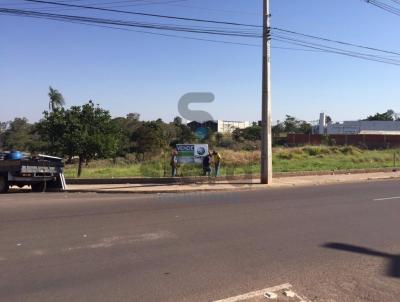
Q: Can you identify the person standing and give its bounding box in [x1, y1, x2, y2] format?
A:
[202, 152, 212, 176]
[212, 150, 221, 177]
[170, 149, 178, 177]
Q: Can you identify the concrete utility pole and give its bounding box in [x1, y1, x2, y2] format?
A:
[261, 0, 272, 184]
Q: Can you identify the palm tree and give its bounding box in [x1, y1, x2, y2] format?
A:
[48, 86, 65, 111]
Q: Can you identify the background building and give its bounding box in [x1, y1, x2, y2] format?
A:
[217, 120, 251, 133]
[327, 121, 400, 135]
[187, 120, 251, 134]
[317, 113, 400, 135]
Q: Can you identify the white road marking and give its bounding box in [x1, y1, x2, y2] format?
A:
[374, 196, 400, 201]
[213, 283, 292, 302]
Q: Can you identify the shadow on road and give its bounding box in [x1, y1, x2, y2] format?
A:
[323, 242, 400, 278]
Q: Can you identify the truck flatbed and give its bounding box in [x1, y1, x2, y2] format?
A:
[0, 154, 65, 193]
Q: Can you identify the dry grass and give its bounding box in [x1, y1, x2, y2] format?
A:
[64, 146, 400, 178]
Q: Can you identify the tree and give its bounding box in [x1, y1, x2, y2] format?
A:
[243, 125, 262, 140]
[366, 109, 396, 121]
[173, 116, 183, 126]
[231, 125, 262, 142]
[0, 121, 8, 134]
[113, 113, 141, 155]
[126, 112, 140, 121]
[282, 115, 312, 134]
[325, 115, 332, 124]
[38, 101, 119, 177]
[48, 86, 65, 111]
[215, 132, 224, 145]
[283, 115, 300, 133]
[272, 120, 285, 137]
[0, 121, 9, 149]
[132, 121, 167, 159]
[299, 121, 312, 134]
[177, 124, 195, 143]
[1, 118, 40, 152]
[232, 128, 243, 142]
[36, 108, 67, 156]
[170, 119, 195, 145]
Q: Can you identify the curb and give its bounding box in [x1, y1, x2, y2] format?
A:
[65, 173, 400, 194]
[65, 175, 251, 185]
[65, 186, 257, 195]
[65, 167, 398, 185]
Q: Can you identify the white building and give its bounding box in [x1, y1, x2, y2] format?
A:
[327, 121, 400, 135]
[317, 113, 400, 135]
[217, 120, 251, 133]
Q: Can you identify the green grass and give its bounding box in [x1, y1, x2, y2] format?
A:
[64, 146, 400, 178]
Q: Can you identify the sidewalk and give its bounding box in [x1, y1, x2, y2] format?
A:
[66, 170, 400, 194]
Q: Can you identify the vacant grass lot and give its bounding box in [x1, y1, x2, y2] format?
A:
[64, 146, 400, 178]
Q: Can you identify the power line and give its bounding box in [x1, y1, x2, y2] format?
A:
[38, 15, 264, 47]
[2, 5, 400, 66]
[271, 33, 400, 61]
[6, 0, 190, 12]
[139, 2, 259, 16]
[0, 8, 262, 38]
[21, 0, 262, 27]
[365, 0, 400, 16]
[272, 27, 400, 57]
[271, 35, 400, 66]
[6, 5, 400, 58]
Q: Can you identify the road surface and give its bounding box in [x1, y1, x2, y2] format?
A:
[1, 179, 400, 301]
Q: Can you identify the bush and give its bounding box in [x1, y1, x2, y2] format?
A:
[218, 136, 235, 148]
[276, 151, 293, 160]
[340, 146, 361, 155]
[303, 146, 322, 156]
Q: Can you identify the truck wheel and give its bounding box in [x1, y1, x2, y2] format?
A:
[31, 183, 45, 192]
[0, 175, 9, 193]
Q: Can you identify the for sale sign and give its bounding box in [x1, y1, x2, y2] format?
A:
[176, 144, 208, 164]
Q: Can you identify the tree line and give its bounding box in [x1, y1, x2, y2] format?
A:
[1, 87, 397, 176]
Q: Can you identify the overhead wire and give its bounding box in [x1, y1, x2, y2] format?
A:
[271, 35, 400, 66]
[272, 27, 400, 57]
[364, 0, 400, 16]
[1, 3, 400, 66]
[5, 0, 191, 12]
[20, 0, 262, 27]
[0, 8, 262, 38]
[271, 33, 400, 61]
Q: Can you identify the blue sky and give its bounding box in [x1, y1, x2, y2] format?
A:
[1, 0, 400, 124]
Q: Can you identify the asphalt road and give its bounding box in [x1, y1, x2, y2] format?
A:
[1, 180, 400, 302]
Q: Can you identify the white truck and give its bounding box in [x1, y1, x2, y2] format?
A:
[0, 152, 66, 193]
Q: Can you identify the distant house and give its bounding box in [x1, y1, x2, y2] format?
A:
[187, 120, 251, 134]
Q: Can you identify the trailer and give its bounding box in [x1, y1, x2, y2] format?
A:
[0, 152, 66, 193]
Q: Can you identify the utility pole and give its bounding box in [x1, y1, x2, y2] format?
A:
[261, 0, 272, 184]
